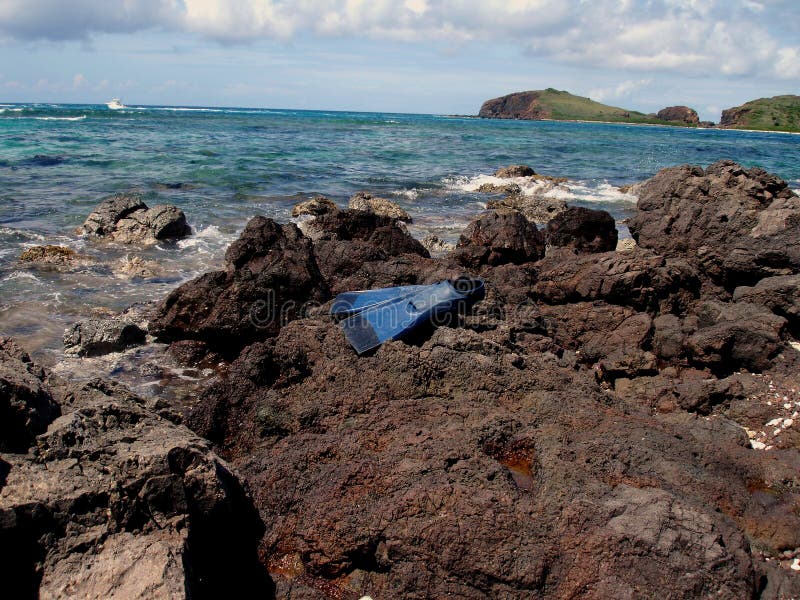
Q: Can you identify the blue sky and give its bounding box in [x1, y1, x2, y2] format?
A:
[1, 0, 798, 121]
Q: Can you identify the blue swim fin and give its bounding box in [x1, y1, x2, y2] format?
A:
[330, 284, 427, 318]
[332, 278, 485, 354]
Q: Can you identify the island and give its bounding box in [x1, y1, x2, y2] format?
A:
[720, 95, 800, 133]
[479, 89, 800, 133]
[478, 88, 696, 126]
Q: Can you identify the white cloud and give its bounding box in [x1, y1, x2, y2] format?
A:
[0, 0, 798, 82]
[589, 79, 652, 102]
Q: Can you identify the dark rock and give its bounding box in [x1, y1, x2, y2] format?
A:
[545, 206, 618, 253]
[78, 195, 190, 243]
[533, 248, 700, 312]
[486, 194, 568, 224]
[291, 196, 339, 217]
[150, 217, 329, 354]
[63, 319, 146, 357]
[0, 338, 60, 453]
[179, 311, 781, 599]
[628, 160, 800, 287]
[495, 165, 536, 178]
[78, 194, 147, 237]
[733, 274, 800, 335]
[455, 210, 545, 267]
[685, 301, 787, 374]
[541, 302, 653, 363]
[348, 192, 411, 221]
[656, 106, 700, 125]
[113, 205, 191, 243]
[596, 348, 658, 382]
[0, 372, 271, 599]
[304, 209, 426, 254]
[167, 340, 223, 369]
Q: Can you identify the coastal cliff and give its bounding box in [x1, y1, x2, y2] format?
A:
[478, 89, 683, 126]
[720, 95, 800, 132]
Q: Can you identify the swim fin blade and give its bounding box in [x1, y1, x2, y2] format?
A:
[332, 278, 485, 354]
[329, 284, 427, 318]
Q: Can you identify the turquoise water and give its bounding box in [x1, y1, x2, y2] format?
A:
[1, 102, 799, 357]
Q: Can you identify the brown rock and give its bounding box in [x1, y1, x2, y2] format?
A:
[545, 206, 618, 253]
[291, 196, 339, 218]
[656, 106, 700, 124]
[348, 192, 410, 222]
[455, 210, 545, 267]
[495, 164, 536, 178]
[628, 160, 800, 287]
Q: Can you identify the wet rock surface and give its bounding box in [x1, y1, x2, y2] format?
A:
[18, 245, 92, 269]
[77, 194, 191, 244]
[21, 160, 800, 598]
[0, 347, 270, 599]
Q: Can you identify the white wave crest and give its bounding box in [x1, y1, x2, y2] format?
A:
[546, 181, 638, 204]
[0, 226, 46, 241]
[175, 224, 233, 254]
[2, 271, 42, 283]
[444, 173, 638, 205]
[392, 188, 419, 200]
[33, 116, 86, 122]
[444, 173, 558, 197]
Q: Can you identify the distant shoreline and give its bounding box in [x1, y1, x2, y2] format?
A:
[443, 114, 800, 135]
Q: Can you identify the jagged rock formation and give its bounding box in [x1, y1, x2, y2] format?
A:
[0, 342, 270, 599]
[139, 160, 800, 598]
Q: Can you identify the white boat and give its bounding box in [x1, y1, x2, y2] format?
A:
[106, 98, 125, 110]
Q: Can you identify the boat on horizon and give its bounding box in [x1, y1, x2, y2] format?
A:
[106, 98, 125, 110]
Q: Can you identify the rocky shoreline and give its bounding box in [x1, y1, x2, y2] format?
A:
[2, 160, 800, 598]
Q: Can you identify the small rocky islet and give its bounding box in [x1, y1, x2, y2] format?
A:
[2, 160, 800, 598]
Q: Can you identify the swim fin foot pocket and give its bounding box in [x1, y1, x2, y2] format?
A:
[330, 277, 485, 354]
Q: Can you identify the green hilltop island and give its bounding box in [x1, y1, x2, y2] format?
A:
[479, 88, 800, 132]
[719, 94, 800, 132]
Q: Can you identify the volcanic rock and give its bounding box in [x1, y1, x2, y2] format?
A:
[455, 210, 545, 267]
[348, 192, 411, 222]
[628, 160, 800, 287]
[486, 194, 568, 224]
[732, 274, 800, 335]
[0, 360, 270, 599]
[495, 165, 536, 178]
[78, 194, 147, 237]
[545, 206, 618, 253]
[533, 248, 700, 312]
[63, 319, 147, 357]
[78, 194, 191, 244]
[150, 216, 328, 355]
[0, 338, 60, 453]
[656, 106, 700, 125]
[181, 307, 799, 598]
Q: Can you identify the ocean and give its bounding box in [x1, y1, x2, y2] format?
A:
[1, 102, 799, 361]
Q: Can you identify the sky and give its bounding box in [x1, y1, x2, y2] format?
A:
[0, 0, 798, 121]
